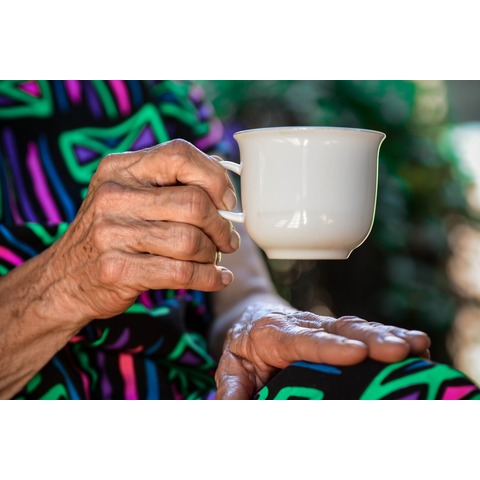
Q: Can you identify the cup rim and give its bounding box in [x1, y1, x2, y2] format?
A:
[233, 125, 386, 138]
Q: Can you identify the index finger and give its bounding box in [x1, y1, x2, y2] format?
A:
[126, 139, 237, 211]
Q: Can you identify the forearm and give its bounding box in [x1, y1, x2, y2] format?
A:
[0, 244, 85, 399]
[209, 223, 293, 359]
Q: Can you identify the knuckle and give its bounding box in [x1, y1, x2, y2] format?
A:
[249, 320, 270, 344]
[337, 315, 367, 325]
[175, 225, 204, 258]
[97, 251, 127, 286]
[171, 260, 196, 287]
[183, 186, 211, 221]
[217, 219, 233, 246]
[165, 138, 193, 159]
[91, 220, 112, 250]
[94, 181, 124, 212]
[96, 153, 122, 178]
[331, 315, 367, 335]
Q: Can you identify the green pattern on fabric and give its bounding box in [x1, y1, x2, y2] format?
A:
[359, 358, 470, 399]
[125, 303, 171, 317]
[26, 373, 42, 394]
[274, 386, 325, 400]
[24, 222, 69, 246]
[40, 384, 70, 400]
[91, 81, 118, 119]
[0, 81, 53, 119]
[59, 103, 170, 183]
[89, 328, 110, 347]
[256, 386, 269, 400]
[71, 343, 99, 390]
[167, 332, 216, 370]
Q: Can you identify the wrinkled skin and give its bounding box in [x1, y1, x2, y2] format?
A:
[46, 139, 241, 324]
[0, 139, 241, 398]
[215, 305, 431, 400]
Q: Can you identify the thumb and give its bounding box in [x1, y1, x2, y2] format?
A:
[215, 376, 252, 400]
[215, 354, 256, 400]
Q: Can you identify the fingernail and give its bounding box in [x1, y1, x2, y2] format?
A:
[222, 188, 237, 211]
[406, 330, 427, 337]
[220, 267, 234, 286]
[230, 229, 241, 250]
[383, 335, 406, 344]
[345, 339, 366, 348]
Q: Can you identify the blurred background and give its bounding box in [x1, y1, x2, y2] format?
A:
[198, 80, 480, 384]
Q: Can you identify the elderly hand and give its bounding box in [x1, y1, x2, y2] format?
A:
[214, 304, 431, 399]
[46, 139, 240, 326]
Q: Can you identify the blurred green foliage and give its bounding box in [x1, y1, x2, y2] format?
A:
[200, 80, 476, 364]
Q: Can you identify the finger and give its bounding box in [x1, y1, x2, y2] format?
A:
[285, 327, 369, 366]
[124, 140, 237, 211]
[327, 317, 425, 363]
[93, 219, 218, 264]
[98, 251, 234, 293]
[143, 185, 239, 253]
[211, 155, 236, 192]
[383, 327, 431, 355]
[215, 353, 256, 400]
[215, 376, 251, 400]
[421, 349, 431, 360]
[94, 182, 238, 254]
[234, 322, 368, 368]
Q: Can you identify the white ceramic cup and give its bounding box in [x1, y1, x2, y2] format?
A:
[218, 126, 386, 259]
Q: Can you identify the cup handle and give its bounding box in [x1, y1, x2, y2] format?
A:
[218, 160, 245, 224]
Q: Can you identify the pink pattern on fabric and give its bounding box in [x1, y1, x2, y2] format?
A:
[119, 353, 138, 400]
[108, 80, 131, 116]
[139, 291, 154, 309]
[18, 81, 41, 97]
[442, 384, 477, 400]
[0, 246, 23, 266]
[195, 118, 224, 151]
[65, 80, 82, 104]
[26, 142, 62, 223]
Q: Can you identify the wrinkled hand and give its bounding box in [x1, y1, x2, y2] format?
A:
[215, 305, 431, 399]
[47, 139, 240, 325]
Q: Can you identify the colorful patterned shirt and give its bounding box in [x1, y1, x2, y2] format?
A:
[0, 80, 229, 399]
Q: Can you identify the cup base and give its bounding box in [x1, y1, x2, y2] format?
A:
[264, 249, 352, 260]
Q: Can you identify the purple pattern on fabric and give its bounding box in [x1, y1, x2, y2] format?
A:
[195, 118, 223, 151]
[198, 103, 213, 121]
[131, 125, 155, 150]
[96, 351, 113, 399]
[397, 390, 421, 400]
[85, 81, 103, 119]
[2, 128, 38, 221]
[74, 145, 98, 164]
[189, 84, 204, 103]
[103, 328, 131, 350]
[205, 390, 216, 400]
[179, 350, 204, 366]
[0, 96, 13, 105]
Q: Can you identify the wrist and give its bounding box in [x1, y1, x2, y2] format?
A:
[13, 243, 92, 337]
[209, 295, 295, 360]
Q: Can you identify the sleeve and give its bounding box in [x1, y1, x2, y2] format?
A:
[142, 80, 233, 158]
